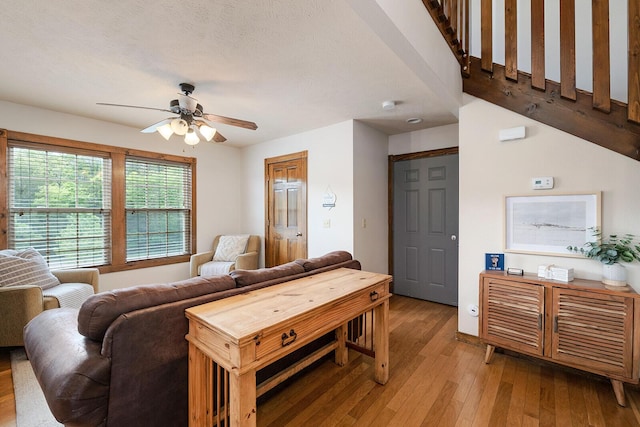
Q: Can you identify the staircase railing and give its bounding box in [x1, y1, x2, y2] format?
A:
[421, 0, 470, 75]
[422, 0, 640, 161]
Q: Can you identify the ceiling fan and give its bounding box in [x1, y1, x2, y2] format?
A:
[97, 83, 258, 145]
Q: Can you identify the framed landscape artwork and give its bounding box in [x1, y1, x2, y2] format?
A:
[504, 192, 601, 257]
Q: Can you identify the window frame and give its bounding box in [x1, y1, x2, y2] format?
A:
[0, 129, 197, 273]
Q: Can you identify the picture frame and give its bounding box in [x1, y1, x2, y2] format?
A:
[504, 192, 601, 257]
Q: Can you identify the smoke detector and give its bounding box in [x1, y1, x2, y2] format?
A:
[382, 100, 396, 110]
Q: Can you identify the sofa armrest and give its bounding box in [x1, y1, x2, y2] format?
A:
[189, 251, 214, 278]
[235, 251, 258, 270]
[24, 308, 109, 425]
[0, 285, 44, 346]
[52, 268, 100, 293]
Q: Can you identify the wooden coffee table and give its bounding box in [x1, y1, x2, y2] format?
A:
[185, 267, 392, 426]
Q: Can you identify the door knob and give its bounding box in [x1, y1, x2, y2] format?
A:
[296, 232, 303, 237]
[451, 235, 457, 241]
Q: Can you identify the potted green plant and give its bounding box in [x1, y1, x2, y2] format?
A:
[567, 227, 640, 286]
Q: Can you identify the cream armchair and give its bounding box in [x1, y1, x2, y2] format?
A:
[190, 235, 260, 278]
[0, 268, 99, 347]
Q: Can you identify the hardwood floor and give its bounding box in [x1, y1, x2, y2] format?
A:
[258, 296, 640, 426]
[1, 295, 640, 426]
[0, 346, 16, 427]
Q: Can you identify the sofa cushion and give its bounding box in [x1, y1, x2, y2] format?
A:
[295, 250, 353, 272]
[0, 247, 60, 290]
[78, 275, 236, 341]
[213, 235, 249, 262]
[230, 261, 304, 288]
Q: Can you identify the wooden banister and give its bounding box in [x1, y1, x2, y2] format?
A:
[421, 0, 470, 74]
[630, 0, 640, 123]
[505, 0, 517, 81]
[531, 0, 545, 90]
[421, 0, 640, 161]
[560, 0, 576, 100]
[592, 0, 611, 113]
[480, 0, 492, 72]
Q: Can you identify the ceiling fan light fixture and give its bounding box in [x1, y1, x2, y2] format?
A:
[198, 124, 217, 142]
[171, 118, 189, 135]
[184, 128, 200, 145]
[157, 123, 174, 140]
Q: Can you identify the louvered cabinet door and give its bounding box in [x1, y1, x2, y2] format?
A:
[551, 288, 634, 378]
[481, 278, 544, 356]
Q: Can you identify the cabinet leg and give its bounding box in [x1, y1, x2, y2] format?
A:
[611, 379, 626, 407]
[484, 345, 495, 364]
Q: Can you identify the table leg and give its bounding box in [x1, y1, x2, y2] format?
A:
[188, 342, 213, 427]
[229, 369, 257, 426]
[373, 299, 389, 384]
[335, 323, 348, 366]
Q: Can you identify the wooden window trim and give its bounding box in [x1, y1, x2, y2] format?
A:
[0, 129, 197, 274]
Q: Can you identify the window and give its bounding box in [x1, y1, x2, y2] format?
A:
[1, 130, 196, 272]
[8, 144, 112, 269]
[125, 158, 192, 261]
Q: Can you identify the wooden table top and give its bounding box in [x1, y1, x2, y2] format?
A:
[185, 268, 392, 343]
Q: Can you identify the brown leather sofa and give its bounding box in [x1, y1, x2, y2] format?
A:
[24, 251, 360, 427]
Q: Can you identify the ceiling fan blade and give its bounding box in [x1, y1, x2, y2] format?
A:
[212, 131, 227, 143]
[97, 102, 172, 114]
[201, 113, 258, 130]
[141, 118, 174, 133]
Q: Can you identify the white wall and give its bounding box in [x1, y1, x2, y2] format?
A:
[353, 121, 389, 273]
[388, 123, 458, 154]
[347, 0, 462, 117]
[0, 101, 244, 291]
[458, 95, 640, 336]
[241, 120, 356, 265]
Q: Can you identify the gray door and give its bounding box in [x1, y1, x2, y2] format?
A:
[393, 154, 459, 306]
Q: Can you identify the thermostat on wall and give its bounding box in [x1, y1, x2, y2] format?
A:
[532, 176, 554, 190]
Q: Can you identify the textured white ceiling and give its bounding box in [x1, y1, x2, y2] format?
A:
[0, 0, 458, 146]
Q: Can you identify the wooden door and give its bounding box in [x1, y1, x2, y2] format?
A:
[265, 151, 307, 267]
[392, 153, 459, 305]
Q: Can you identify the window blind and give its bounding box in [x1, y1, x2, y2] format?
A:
[8, 144, 112, 268]
[125, 157, 192, 261]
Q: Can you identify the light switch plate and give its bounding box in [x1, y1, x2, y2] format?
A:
[532, 176, 554, 190]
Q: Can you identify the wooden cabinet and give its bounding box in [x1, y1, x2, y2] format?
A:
[479, 271, 640, 406]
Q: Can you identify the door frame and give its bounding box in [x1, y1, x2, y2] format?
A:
[387, 146, 459, 277]
[264, 150, 308, 267]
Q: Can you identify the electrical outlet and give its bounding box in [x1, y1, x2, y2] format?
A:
[467, 304, 479, 317]
[323, 219, 331, 228]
